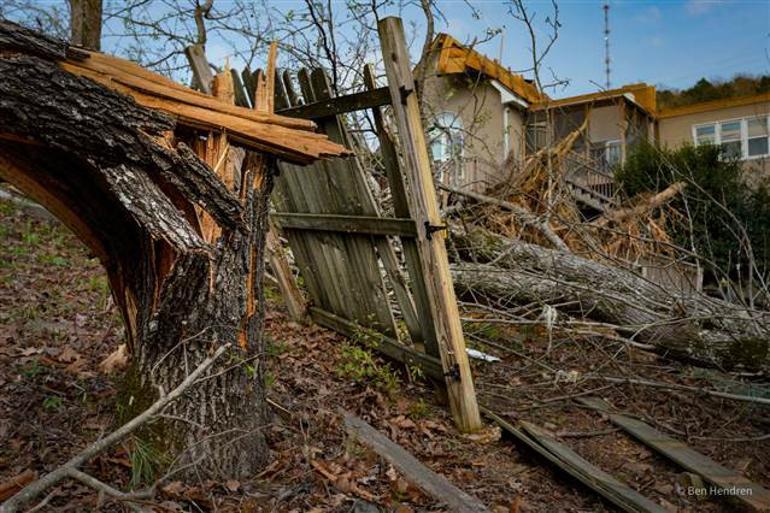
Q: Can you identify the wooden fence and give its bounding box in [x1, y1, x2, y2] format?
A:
[233, 18, 481, 431]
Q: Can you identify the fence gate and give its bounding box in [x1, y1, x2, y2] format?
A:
[240, 18, 481, 431]
[272, 69, 404, 339]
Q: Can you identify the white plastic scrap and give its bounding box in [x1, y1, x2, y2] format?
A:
[466, 348, 501, 363]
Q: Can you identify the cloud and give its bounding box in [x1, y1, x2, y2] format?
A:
[636, 6, 662, 23]
[685, 0, 726, 16]
[648, 35, 664, 48]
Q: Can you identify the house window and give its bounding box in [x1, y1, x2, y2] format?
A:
[605, 140, 622, 167]
[429, 112, 464, 162]
[695, 124, 716, 146]
[693, 116, 770, 160]
[719, 121, 742, 159]
[429, 112, 465, 182]
[748, 117, 769, 157]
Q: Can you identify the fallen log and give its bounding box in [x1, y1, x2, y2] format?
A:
[450, 227, 770, 373]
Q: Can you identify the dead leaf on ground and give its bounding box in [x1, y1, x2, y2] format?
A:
[463, 425, 501, 444]
[57, 346, 80, 363]
[99, 343, 128, 374]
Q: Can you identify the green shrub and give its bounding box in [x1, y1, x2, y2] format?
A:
[616, 141, 770, 282]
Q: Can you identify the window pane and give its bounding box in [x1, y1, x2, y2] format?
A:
[606, 141, 622, 166]
[720, 121, 741, 142]
[430, 136, 448, 161]
[721, 141, 742, 159]
[748, 137, 769, 157]
[695, 124, 715, 145]
[429, 112, 463, 162]
[748, 117, 768, 138]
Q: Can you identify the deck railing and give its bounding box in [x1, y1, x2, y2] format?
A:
[564, 151, 617, 201]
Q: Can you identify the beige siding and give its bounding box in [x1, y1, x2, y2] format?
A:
[659, 102, 770, 175]
[421, 71, 524, 192]
[506, 105, 526, 164]
[589, 105, 622, 142]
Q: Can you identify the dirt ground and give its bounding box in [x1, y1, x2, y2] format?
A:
[1, 194, 768, 512]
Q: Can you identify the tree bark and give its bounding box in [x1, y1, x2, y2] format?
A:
[450, 227, 770, 373]
[0, 21, 270, 478]
[68, 0, 103, 50]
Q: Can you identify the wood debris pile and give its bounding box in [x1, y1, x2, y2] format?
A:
[476, 123, 683, 266]
[440, 124, 770, 375]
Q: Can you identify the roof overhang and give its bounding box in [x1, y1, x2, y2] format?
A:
[489, 79, 529, 109]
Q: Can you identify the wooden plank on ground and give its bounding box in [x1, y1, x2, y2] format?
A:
[342, 411, 491, 513]
[578, 397, 770, 512]
[276, 86, 392, 120]
[272, 212, 417, 237]
[378, 16, 480, 432]
[520, 421, 668, 513]
[482, 409, 668, 513]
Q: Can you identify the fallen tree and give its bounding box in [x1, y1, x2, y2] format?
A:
[450, 226, 770, 373]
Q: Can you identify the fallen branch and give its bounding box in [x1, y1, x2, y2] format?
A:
[592, 376, 770, 406]
[438, 183, 570, 252]
[593, 182, 686, 228]
[0, 344, 230, 513]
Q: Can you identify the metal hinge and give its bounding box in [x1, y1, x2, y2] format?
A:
[424, 221, 447, 240]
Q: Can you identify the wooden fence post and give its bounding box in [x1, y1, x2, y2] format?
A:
[377, 16, 481, 432]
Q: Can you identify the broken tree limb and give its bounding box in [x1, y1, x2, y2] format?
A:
[0, 21, 347, 482]
[0, 345, 229, 513]
[591, 377, 770, 406]
[450, 226, 770, 373]
[593, 181, 686, 228]
[438, 183, 570, 252]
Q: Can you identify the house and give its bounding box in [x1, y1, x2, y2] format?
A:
[526, 83, 657, 205]
[657, 93, 770, 178]
[419, 33, 770, 197]
[418, 33, 544, 193]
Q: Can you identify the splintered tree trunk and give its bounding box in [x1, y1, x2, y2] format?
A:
[450, 226, 770, 373]
[0, 22, 270, 477]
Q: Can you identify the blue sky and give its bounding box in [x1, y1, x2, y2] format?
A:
[5, 0, 768, 98]
[389, 0, 770, 97]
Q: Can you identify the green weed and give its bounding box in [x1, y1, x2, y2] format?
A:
[408, 398, 429, 420]
[37, 254, 68, 266]
[266, 339, 288, 357]
[128, 436, 167, 489]
[336, 342, 399, 396]
[42, 396, 63, 410]
[21, 360, 45, 378]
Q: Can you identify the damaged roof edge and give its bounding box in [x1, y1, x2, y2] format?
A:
[429, 33, 546, 105]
